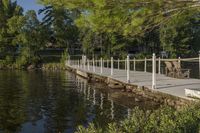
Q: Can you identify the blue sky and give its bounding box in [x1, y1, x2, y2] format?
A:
[16, 0, 44, 20]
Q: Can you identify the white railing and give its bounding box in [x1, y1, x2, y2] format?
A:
[67, 53, 200, 90]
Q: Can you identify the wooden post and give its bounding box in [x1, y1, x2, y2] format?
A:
[127, 55, 130, 83]
[118, 59, 120, 70]
[93, 58, 95, 72]
[111, 57, 113, 76]
[133, 58, 136, 71]
[158, 57, 161, 74]
[152, 53, 156, 89]
[100, 57, 103, 74]
[107, 59, 109, 68]
[144, 57, 147, 72]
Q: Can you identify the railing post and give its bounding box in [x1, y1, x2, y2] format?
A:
[111, 57, 113, 76]
[158, 57, 161, 74]
[127, 55, 130, 83]
[144, 57, 147, 72]
[100, 57, 103, 74]
[133, 58, 136, 71]
[118, 59, 120, 70]
[78, 60, 80, 68]
[93, 58, 95, 72]
[103, 59, 104, 68]
[152, 53, 156, 89]
[107, 59, 109, 68]
[84, 55, 86, 70]
[87, 59, 90, 71]
[125, 59, 127, 70]
[199, 52, 200, 78]
[178, 57, 181, 67]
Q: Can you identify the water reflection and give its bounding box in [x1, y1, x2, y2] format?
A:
[0, 70, 158, 133]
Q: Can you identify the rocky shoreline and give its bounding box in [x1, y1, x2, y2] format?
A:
[66, 66, 194, 109]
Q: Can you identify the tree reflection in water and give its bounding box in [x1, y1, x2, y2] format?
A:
[0, 70, 158, 133]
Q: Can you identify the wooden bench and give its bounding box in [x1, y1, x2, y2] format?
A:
[164, 62, 175, 77]
[172, 61, 190, 79]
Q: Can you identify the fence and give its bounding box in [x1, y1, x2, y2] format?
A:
[67, 53, 200, 90]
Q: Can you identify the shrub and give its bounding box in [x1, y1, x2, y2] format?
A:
[76, 104, 200, 133]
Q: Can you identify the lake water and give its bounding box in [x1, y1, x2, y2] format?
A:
[0, 70, 159, 133]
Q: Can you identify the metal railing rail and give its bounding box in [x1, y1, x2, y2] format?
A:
[67, 53, 200, 90]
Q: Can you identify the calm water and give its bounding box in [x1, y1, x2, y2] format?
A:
[0, 70, 158, 133]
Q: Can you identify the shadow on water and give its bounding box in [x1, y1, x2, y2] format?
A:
[0, 70, 159, 133]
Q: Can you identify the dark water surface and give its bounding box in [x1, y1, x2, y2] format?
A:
[0, 70, 157, 133]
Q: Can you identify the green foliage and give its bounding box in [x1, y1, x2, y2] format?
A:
[1, 0, 200, 68]
[76, 104, 200, 133]
[39, 5, 80, 48]
[40, 0, 200, 57]
[76, 124, 103, 133]
[0, 0, 23, 60]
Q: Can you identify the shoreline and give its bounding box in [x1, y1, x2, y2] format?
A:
[66, 65, 193, 109]
[0, 63, 194, 109]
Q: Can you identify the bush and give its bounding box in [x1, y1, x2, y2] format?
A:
[76, 104, 200, 133]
